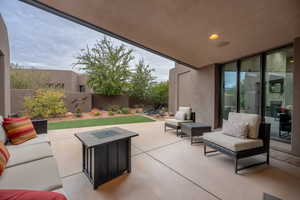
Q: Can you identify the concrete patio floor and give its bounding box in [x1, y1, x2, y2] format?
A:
[48, 121, 300, 200]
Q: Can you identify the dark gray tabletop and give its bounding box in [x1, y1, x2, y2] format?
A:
[181, 122, 211, 128]
[75, 127, 138, 148]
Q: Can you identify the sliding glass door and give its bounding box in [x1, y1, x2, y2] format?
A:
[239, 56, 261, 114]
[220, 46, 293, 145]
[221, 62, 237, 119]
[264, 48, 293, 143]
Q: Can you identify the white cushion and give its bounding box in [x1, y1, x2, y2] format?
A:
[6, 134, 50, 149]
[178, 107, 192, 120]
[222, 120, 248, 139]
[228, 112, 261, 139]
[165, 119, 193, 126]
[0, 157, 62, 191]
[175, 111, 186, 120]
[0, 116, 7, 144]
[203, 131, 263, 152]
[6, 142, 53, 168]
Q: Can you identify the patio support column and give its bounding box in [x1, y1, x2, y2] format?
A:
[0, 15, 11, 117]
[292, 37, 300, 156]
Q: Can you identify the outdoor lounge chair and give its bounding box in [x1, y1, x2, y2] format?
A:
[164, 107, 195, 136]
[203, 112, 270, 174]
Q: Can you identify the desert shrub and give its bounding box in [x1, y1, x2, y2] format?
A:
[75, 108, 82, 118]
[108, 105, 121, 112]
[108, 111, 114, 116]
[94, 111, 101, 116]
[23, 89, 67, 118]
[121, 107, 130, 114]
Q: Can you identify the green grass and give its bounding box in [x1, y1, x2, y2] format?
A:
[48, 115, 154, 130]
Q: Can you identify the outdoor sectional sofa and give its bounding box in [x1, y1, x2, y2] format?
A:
[203, 112, 270, 174]
[0, 116, 63, 192]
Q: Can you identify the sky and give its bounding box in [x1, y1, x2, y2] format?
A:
[0, 0, 174, 81]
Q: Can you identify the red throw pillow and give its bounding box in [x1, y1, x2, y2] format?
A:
[3, 117, 37, 145]
[0, 142, 10, 176]
[0, 190, 67, 200]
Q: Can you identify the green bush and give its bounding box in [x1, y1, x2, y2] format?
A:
[108, 111, 114, 116]
[121, 107, 130, 114]
[23, 89, 67, 118]
[75, 108, 82, 118]
[94, 111, 101, 116]
[108, 105, 121, 112]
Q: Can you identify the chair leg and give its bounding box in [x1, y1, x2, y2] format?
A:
[204, 143, 207, 156]
[266, 151, 270, 165]
[234, 158, 238, 174]
[164, 124, 166, 132]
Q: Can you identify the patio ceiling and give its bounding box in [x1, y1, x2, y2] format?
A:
[23, 0, 300, 68]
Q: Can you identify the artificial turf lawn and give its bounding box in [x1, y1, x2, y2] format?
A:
[48, 115, 154, 130]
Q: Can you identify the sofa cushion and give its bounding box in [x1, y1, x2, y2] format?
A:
[0, 157, 62, 191]
[6, 142, 53, 168]
[0, 116, 8, 144]
[0, 142, 10, 176]
[203, 131, 263, 152]
[3, 117, 37, 145]
[0, 190, 67, 200]
[165, 119, 193, 126]
[6, 134, 50, 149]
[222, 120, 248, 139]
[178, 107, 192, 120]
[228, 112, 261, 139]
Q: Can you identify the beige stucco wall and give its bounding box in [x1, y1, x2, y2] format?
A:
[169, 63, 220, 129]
[0, 15, 10, 117]
[292, 37, 300, 156]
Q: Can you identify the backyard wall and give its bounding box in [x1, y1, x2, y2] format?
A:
[11, 89, 92, 114]
[92, 94, 130, 109]
[169, 63, 220, 128]
[0, 15, 11, 117]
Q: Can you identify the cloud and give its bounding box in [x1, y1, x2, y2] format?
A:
[0, 0, 174, 81]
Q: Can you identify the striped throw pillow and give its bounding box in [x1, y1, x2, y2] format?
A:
[3, 117, 37, 145]
[0, 142, 10, 175]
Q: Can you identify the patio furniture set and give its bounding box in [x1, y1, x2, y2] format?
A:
[165, 107, 270, 174]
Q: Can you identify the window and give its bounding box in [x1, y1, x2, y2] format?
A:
[79, 85, 86, 93]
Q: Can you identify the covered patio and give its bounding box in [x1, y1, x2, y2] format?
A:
[49, 121, 300, 200]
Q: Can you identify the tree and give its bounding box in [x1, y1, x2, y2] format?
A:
[74, 37, 134, 95]
[149, 81, 169, 107]
[10, 64, 51, 89]
[23, 89, 67, 118]
[128, 59, 155, 100]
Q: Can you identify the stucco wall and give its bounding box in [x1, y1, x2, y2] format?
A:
[169, 63, 220, 128]
[11, 89, 92, 114]
[92, 94, 130, 109]
[0, 15, 10, 117]
[292, 37, 300, 156]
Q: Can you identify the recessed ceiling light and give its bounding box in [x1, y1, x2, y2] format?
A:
[209, 34, 219, 40]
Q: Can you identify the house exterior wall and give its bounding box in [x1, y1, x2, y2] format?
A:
[169, 63, 220, 129]
[0, 15, 10, 117]
[11, 69, 91, 93]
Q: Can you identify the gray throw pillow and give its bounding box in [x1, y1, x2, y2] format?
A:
[222, 120, 249, 139]
[175, 111, 186, 120]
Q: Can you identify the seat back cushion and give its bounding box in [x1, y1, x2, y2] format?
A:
[0, 116, 8, 144]
[222, 120, 248, 139]
[175, 111, 186, 120]
[0, 190, 67, 200]
[228, 112, 261, 139]
[0, 142, 10, 176]
[3, 117, 37, 145]
[178, 107, 192, 120]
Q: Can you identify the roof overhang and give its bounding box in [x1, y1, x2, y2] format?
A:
[21, 0, 300, 68]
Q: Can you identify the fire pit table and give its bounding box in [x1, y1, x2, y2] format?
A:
[75, 127, 138, 189]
